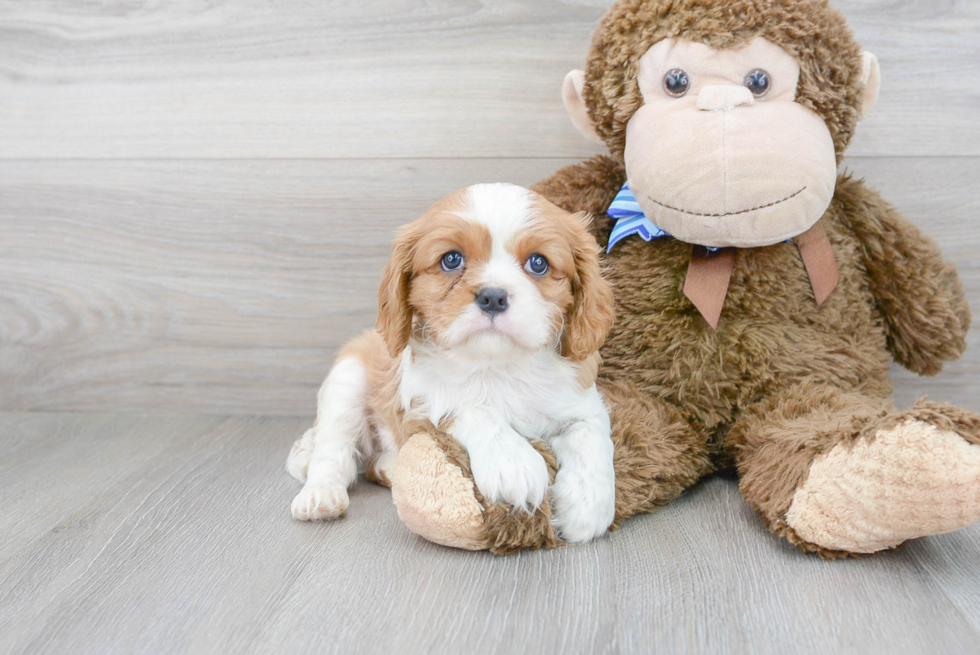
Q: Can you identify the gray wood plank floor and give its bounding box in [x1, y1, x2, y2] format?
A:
[1, 412, 978, 655]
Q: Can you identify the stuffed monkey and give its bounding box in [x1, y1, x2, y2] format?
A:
[389, 0, 980, 557]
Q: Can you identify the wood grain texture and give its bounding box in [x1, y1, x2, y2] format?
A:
[0, 412, 977, 655]
[614, 476, 980, 655]
[2, 156, 979, 414]
[0, 412, 227, 557]
[0, 0, 977, 159]
[0, 158, 577, 413]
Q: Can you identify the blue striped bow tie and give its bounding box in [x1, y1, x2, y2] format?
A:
[607, 182, 720, 253]
[604, 181, 839, 330]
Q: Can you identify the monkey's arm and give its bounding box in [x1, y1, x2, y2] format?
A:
[838, 176, 970, 376]
[531, 155, 627, 236]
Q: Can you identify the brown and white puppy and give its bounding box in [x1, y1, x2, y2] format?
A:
[286, 183, 617, 543]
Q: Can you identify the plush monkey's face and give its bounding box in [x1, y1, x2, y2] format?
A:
[564, 37, 879, 249]
[625, 38, 836, 248]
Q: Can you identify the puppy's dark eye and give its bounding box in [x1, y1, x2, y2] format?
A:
[524, 254, 549, 276]
[440, 251, 464, 272]
[744, 69, 771, 97]
[663, 69, 690, 97]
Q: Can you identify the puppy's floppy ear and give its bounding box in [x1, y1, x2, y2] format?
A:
[562, 213, 615, 362]
[376, 224, 419, 357]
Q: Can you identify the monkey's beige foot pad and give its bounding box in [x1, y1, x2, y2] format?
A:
[787, 419, 980, 553]
[390, 434, 492, 551]
[390, 432, 563, 555]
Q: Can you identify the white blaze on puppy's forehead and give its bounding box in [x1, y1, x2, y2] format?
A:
[460, 183, 539, 290]
[461, 183, 534, 247]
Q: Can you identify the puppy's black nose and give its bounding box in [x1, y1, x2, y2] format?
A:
[475, 287, 509, 316]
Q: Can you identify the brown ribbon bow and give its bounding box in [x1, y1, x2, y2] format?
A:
[683, 223, 840, 329]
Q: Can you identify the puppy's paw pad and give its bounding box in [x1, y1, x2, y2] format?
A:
[291, 485, 349, 521]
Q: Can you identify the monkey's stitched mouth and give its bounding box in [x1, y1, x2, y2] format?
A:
[647, 187, 807, 218]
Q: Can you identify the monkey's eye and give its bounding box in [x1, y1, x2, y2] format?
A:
[440, 251, 464, 272]
[744, 69, 771, 97]
[524, 254, 549, 276]
[663, 69, 690, 97]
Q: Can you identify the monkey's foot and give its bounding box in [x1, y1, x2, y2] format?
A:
[391, 433, 492, 551]
[786, 409, 980, 553]
[390, 432, 562, 555]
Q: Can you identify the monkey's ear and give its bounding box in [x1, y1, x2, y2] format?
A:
[562, 70, 604, 144]
[859, 52, 881, 118]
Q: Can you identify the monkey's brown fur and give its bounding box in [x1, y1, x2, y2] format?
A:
[392, 0, 977, 557]
[540, 161, 969, 556]
[536, 0, 973, 558]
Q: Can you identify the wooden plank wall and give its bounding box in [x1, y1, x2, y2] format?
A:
[1, 0, 979, 414]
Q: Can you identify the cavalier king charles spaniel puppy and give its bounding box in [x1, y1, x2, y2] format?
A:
[286, 183, 616, 543]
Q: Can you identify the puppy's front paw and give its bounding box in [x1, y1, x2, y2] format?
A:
[470, 439, 550, 511]
[291, 484, 349, 521]
[551, 465, 616, 543]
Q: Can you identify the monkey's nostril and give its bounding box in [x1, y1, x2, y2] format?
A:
[475, 288, 509, 316]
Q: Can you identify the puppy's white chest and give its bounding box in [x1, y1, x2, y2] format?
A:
[399, 348, 580, 438]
